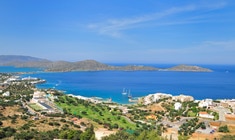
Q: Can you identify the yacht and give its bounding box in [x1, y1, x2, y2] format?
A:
[122, 88, 127, 95]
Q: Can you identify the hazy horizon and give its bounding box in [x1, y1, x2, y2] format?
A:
[1, 0, 235, 64]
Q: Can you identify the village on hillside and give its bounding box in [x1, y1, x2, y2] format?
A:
[1, 73, 235, 140]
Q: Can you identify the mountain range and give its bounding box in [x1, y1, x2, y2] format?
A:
[0, 55, 212, 72]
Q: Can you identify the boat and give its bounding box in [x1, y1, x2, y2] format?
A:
[128, 89, 132, 99]
[122, 88, 127, 95]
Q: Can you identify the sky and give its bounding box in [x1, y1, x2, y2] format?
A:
[0, 0, 235, 64]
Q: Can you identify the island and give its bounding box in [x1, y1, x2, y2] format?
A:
[0, 55, 212, 72]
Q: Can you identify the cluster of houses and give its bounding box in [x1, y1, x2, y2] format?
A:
[139, 93, 194, 105]
[138, 93, 235, 123]
[0, 75, 14, 101]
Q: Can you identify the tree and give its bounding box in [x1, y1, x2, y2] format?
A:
[80, 125, 96, 140]
[219, 125, 229, 133]
[220, 135, 235, 140]
[136, 130, 163, 140]
[102, 131, 134, 140]
[0, 130, 6, 139]
[178, 135, 190, 140]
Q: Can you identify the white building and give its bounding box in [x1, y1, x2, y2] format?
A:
[172, 94, 194, 102]
[2, 91, 10, 97]
[31, 91, 46, 103]
[199, 99, 213, 108]
[198, 112, 214, 119]
[174, 102, 182, 110]
[142, 93, 172, 105]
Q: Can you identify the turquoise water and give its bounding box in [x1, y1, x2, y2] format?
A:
[17, 65, 235, 104]
[0, 66, 42, 73]
[1, 65, 235, 104]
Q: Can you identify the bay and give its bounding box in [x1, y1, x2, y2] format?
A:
[0, 66, 41, 73]
[19, 65, 235, 104]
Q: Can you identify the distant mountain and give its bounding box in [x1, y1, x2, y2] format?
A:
[0, 55, 52, 67]
[0, 55, 212, 72]
[45, 60, 159, 71]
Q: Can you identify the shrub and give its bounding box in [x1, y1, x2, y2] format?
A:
[60, 118, 66, 123]
[48, 122, 54, 126]
[219, 125, 229, 133]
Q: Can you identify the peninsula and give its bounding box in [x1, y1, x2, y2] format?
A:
[0, 55, 212, 72]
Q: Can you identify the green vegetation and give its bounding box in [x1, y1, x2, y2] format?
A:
[56, 95, 136, 130]
[219, 125, 230, 133]
[187, 111, 197, 117]
[127, 107, 151, 121]
[102, 130, 167, 140]
[178, 135, 190, 140]
[13, 125, 94, 140]
[220, 135, 235, 140]
[178, 118, 204, 136]
[28, 103, 43, 111]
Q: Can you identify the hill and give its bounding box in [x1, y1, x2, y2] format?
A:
[0, 55, 52, 68]
[165, 65, 212, 72]
[0, 55, 212, 72]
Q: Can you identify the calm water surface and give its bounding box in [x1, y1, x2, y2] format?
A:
[19, 65, 235, 104]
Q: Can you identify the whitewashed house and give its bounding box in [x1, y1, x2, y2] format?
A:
[198, 112, 214, 119]
[174, 102, 182, 110]
[2, 91, 10, 97]
[199, 99, 213, 108]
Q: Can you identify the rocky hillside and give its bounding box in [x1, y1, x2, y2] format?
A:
[0, 55, 212, 72]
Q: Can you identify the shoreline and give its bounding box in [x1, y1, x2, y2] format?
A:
[13, 67, 235, 104]
[38, 84, 235, 106]
[33, 77, 235, 105]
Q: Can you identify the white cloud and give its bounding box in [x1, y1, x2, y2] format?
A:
[87, 2, 227, 38]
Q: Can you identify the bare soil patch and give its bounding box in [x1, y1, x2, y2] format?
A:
[147, 103, 165, 112]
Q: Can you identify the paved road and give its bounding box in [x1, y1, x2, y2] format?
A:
[213, 106, 231, 121]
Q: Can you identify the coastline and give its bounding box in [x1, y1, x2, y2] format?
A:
[35, 81, 235, 107]
[2, 67, 235, 140]
[2, 65, 235, 104]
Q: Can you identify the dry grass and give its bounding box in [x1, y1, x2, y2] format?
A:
[0, 105, 83, 132]
[225, 114, 235, 121]
[228, 124, 235, 133]
[190, 133, 219, 140]
[95, 128, 117, 140]
[1, 106, 26, 129]
[147, 103, 165, 112]
[1, 106, 23, 116]
[190, 123, 235, 140]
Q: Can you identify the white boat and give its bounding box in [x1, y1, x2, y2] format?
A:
[128, 89, 132, 99]
[122, 88, 127, 95]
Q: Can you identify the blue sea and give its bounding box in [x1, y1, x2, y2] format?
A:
[0, 66, 41, 73]
[1, 65, 235, 104]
